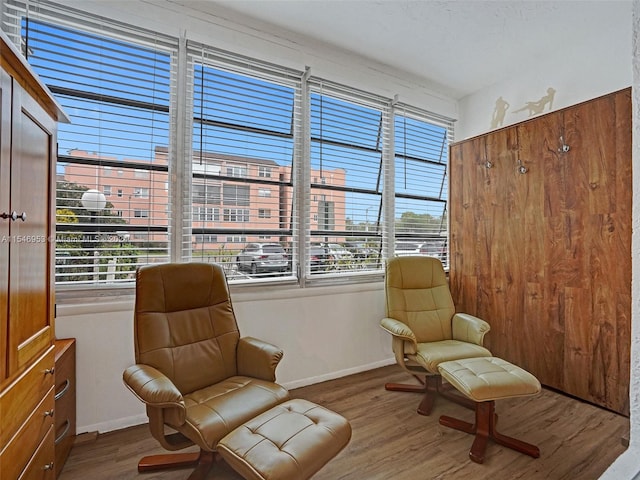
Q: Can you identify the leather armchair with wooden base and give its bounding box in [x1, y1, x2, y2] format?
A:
[123, 262, 289, 479]
[380, 256, 492, 415]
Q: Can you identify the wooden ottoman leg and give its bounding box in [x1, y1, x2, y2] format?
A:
[469, 401, 492, 463]
[440, 400, 540, 464]
[492, 424, 540, 459]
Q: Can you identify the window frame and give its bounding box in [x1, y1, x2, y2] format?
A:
[3, 1, 454, 297]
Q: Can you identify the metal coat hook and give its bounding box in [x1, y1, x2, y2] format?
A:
[485, 160, 493, 169]
[558, 135, 570, 153]
[517, 158, 528, 174]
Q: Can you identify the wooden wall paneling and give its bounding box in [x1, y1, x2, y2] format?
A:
[483, 127, 522, 364]
[449, 88, 631, 414]
[474, 137, 499, 339]
[613, 89, 632, 415]
[519, 111, 566, 389]
[561, 92, 630, 414]
[449, 136, 482, 312]
[543, 109, 589, 398]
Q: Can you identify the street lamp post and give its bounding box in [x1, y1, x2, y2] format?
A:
[365, 206, 373, 232]
[81, 189, 106, 282]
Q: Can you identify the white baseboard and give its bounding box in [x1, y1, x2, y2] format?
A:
[78, 413, 148, 435]
[80, 358, 396, 434]
[282, 357, 396, 390]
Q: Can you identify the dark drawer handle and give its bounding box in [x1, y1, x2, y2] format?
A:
[55, 419, 71, 445]
[55, 378, 71, 401]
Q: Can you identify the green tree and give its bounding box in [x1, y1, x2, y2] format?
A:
[396, 211, 446, 235]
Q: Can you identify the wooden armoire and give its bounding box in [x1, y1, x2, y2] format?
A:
[0, 31, 68, 478]
[449, 88, 631, 416]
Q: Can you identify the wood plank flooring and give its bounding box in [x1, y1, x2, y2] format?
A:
[59, 366, 628, 480]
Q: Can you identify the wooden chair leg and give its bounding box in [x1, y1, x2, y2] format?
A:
[384, 374, 434, 415]
[439, 400, 540, 464]
[138, 449, 215, 477]
[384, 374, 426, 393]
[416, 376, 439, 415]
[386, 374, 476, 416]
[187, 451, 215, 480]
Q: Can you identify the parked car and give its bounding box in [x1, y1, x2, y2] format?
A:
[324, 243, 353, 260]
[394, 239, 448, 261]
[344, 241, 375, 259]
[309, 244, 336, 273]
[236, 243, 289, 275]
[394, 241, 422, 256]
[419, 238, 448, 260]
[309, 243, 353, 272]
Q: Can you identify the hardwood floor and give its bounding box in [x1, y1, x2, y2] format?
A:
[59, 366, 628, 480]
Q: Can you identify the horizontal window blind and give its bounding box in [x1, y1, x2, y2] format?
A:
[4, 0, 177, 286]
[188, 42, 303, 282]
[393, 104, 453, 267]
[307, 79, 389, 278]
[2, 1, 455, 291]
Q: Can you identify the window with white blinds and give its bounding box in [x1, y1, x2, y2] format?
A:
[307, 81, 389, 277]
[188, 44, 302, 282]
[4, 1, 176, 286]
[393, 106, 451, 267]
[1, 1, 455, 291]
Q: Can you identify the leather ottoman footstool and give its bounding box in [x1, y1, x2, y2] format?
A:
[217, 399, 352, 480]
[437, 357, 541, 464]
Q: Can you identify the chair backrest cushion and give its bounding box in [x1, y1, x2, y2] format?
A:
[134, 263, 240, 394]
[385, 256, 455, 343]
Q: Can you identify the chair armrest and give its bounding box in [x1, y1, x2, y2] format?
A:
[123, 364, 185, 409]
[237, 336, 284, 382]
[380, 317, 417, 347]
[452, 313, 490, 346]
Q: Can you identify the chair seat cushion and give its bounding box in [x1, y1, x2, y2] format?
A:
[437, 357, 541, 402]
[415, 340, 491, 373]
[217, 399, 351, 480]
[165, 376, 289, 450]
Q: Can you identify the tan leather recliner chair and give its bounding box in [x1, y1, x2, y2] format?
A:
[123, 263, 289, 478]
[380, 256, 491, 415]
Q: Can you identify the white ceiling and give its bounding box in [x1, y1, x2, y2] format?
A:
[195, 0, 630, 99]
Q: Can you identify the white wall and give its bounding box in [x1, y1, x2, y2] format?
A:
[456, 1, 632, 140]
[56, 282, 389, 433]
[58, 0, 457, 119]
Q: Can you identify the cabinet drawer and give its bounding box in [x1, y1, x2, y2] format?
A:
[0, 387, 54, 480]
[54, 385, 74, 441]
[18, 425, 56, 480]
[54, 339, 76, 478]
[0, 347, 55, 446]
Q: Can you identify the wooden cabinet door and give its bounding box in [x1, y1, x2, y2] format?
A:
[7, 83, 56, 375]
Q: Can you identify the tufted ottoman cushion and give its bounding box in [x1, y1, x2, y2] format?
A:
[437, 356, 541, 402]
[217, 398, 351, 480]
